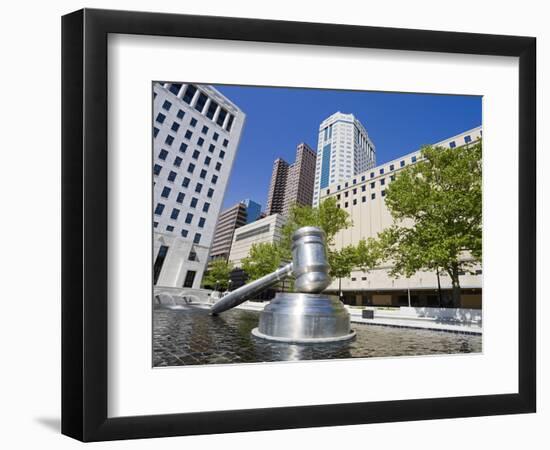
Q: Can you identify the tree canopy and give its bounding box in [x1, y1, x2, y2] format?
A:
[379, 141, 482, 305]
[241, 242, 282, 281]
[202, 259, 233, 291]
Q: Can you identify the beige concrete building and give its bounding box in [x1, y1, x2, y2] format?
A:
[319, 126, 483, 308]
[228, 214, 286, 267]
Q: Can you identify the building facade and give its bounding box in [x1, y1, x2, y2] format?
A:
[319, 126, 483, 307]
[282, 143, 317, 216]
[313, 112, 376, 206]
[228, 214, 286, 267]
[210, 199, 262, 261]
[266, 143, 317, 216]
[152, 82, 246, 289]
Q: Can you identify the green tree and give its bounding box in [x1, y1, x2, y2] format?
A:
[279, 197, 353, 260]
[379, 141, 482, 306]
[202, 259, 233, 291]
[328, 245, 357, 299]
[241, 242, 281, 282]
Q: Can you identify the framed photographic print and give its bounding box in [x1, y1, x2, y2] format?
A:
[62, 8, 536, 442]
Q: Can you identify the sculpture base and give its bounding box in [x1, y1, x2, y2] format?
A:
[251, 293, 355, 344]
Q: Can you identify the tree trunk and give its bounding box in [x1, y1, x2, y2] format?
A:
[339, 278, 342, 301]
[449, 262, 461, 307]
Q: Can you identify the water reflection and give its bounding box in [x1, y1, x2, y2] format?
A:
[153, 307, 481, 367]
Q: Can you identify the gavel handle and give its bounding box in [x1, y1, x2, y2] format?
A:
[210, 263, 293, 315]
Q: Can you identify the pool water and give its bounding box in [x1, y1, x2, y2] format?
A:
[153, 306, 481, 367]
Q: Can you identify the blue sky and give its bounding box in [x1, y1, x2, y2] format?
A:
[214, 85, 482, 210]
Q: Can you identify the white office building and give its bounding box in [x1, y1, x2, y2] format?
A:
[312, 112, 376, 206]
[152, 82, 245, 289]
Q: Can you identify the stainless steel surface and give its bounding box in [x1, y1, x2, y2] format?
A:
[291, 227, 331, 293]
[252, 293, 355, 343]
[210, 226, 331, 314]
[210, 263, 293, 315]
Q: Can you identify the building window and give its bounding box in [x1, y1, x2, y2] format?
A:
[337, 185, 341, 190]
[208, 144, 215, 153]
[188, 250, 197, 261]
[215, 162, 222, 171]
[190, 118, 198, 127]
[187, 163, 195, 173]
[212, 175, 218, 184]
[390, 175, 396, 181]
[204, 156, 211, 166]
[197, 137, 204, 147]
[353, 199, 357, 205]
[162, 100, 172, 111]
[344, 191, 349, 198]
[185, 213, 193, 224]
[158, 149, 168, 160]
[370, 182, 375, 189]
[344, 202, 348, 208]
[177, 109, 185, 119]
[336, 194, 341, 200]
[179, 143, 188, 153]
[153, 127, 159, 138]
[226, 114, 235, 132]
[170, 208, 180, 220]
[464, 135, 472, 143]
[411, 156, 417, 163]
[380, 168, 384, 175]
[362, 185, 366, 192]
[353, 188, 357, 194]
[166, 225, 174, 232]
[199, 169, 207, 179]
[153, 221, 158, 228]
[161, 186, 171, 198]
[213, 132, 219, 141]
[353, 179, 357, 184]
[195, 93, 208, 112]
[165, 135, 174, 146]
[182, 85, 197, 104]
[371, 193, 376, 200]
[400, 160, 405, 167]
[169, 83, 182, 95]
[326, 189, 330, 195]
[185, 130, 193, 140]
[449, 141, 457, 148]
[361, 175, 366, 181]
[201, 125, 209, 135]
[183, 270, 196, 288]
[176, 192, 185, 203]
[345, 182, 349, 188]
[219, 150, 225, 159]
[390, 164, 394, 171]
[156, 113, 166, 124]
[154, 203, 165, 215]
[171, 122, 180, 132]
[381, 190, 386, 197]
[192, 150, 200, 160]
[206, 101, 218, 119]
[202, 202, 210, 212]
[207, 188, 214, 198]
[370, 172, 374, 178]
[181, 229, 188, 238]
[380, 178, 385, 186]
[362, 196, 366, 203]
[190, 197, 198, 208]
[182, 177, 190, 188]
[173, 156, 182, 167]
[222, 139, 229, 147]
[195, 183, 203, 193]
[217, 109, 227, 127]
[193, 233, 202, 244]
[167, 171, 177, 182]
[198, 217, 206, 228]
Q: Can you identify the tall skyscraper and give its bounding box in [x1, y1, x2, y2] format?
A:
[266, 143, 317, 216]
[152, 82, 246, 289]
[312, 112, 375, 206]
[265, 158, 290, 216]
[210, 199, 262, 261]
[282, 143, 317, 216]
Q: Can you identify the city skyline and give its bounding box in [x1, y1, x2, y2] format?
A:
[214, 84, 481, 210]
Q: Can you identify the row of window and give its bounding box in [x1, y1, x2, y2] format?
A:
[153, 220, 203, 244]
[336, 190, 386, 208]
[154, 202, 209, 225]
[158, 149, 224, 172]
[164, 83, 236, 132]
[153, 162, 219, 187]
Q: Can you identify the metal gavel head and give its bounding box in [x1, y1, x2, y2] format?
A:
[291, 226, 331, 293]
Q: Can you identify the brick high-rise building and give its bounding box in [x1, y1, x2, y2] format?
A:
[265, 143, 317, 217]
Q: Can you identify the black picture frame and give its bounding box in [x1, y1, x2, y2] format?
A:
[62, 8, 536, 442]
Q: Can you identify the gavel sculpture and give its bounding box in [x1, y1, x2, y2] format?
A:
[211, 227, 355, 343]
